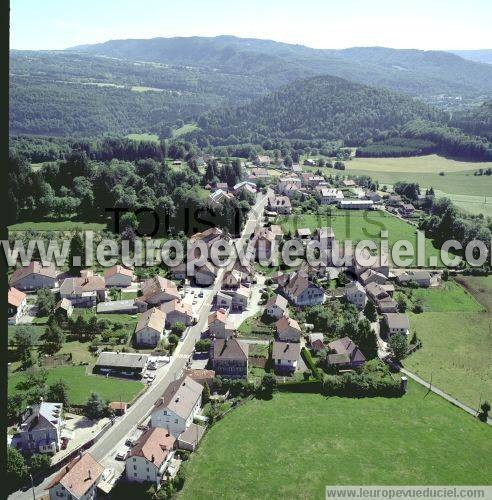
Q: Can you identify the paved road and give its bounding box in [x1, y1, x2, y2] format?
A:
[401, 368, 492, 426]
[10, 191, 269, 500]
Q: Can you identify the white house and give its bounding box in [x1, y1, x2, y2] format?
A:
[272, 341, 301, 373]
[283, 273, 324, 307]
[383, 313, 410, 337]
[264, 294, 289, 319]
[47, 452, 104, 500]
[208, 309, 234, 338]
[10, 261, 58, 291]
[319, 188, 344, 205]
[8, 287, 27, 324]
[345, 281, 367, 310]
[125, 427, 176, 485]
[140, 276, 180, 306]
[150, 376, 203, 437]
[135, 307, 166, 347]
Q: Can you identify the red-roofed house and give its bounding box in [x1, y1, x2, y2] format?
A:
[10, 261, 58, 291]
[8, 287, 27, 324]
[275, 316, 302, 342]
[104, 265, 133, 287]
[125, 427, 176, 485]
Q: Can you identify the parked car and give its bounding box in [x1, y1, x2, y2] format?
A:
[115, 449, 127, 460]
[198, 291, 204, 297]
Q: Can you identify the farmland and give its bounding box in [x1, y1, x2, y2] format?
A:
[180, 385, 491, 499]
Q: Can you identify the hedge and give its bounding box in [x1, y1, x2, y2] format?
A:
[301, 347, 322, 381]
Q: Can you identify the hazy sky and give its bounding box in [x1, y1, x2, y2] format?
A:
[10, 0, 492, 51]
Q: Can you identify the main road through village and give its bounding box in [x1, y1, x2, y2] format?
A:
[10, 190, 269, 500]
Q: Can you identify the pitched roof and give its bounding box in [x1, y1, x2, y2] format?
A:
[135, 307, 166, 334]
[272, 341, 301, 361]
[47, 453, 104, 498]
[8, 287, 26, 308]
[153, 376, 202, 420]
[384, 313, 410, 330]
[140, 276, 179, 301]
[212, 338, 248, 361]
[208, 309, 227, 325]
[11, 261, 57, 284]
[54, 298, 72, 311]
[284, 272, 310, 298]
[95, 351, 148, 369]
[21, 402, 63, 432]
[265, 294, 288, 310]
[327, 336, 366, 364]
[127, 427, 176, 468]
[275, 315, 301, 334]
[104, 265, 133, 279]
[160, 299, 193, 317]
[59, 275, 105, 295]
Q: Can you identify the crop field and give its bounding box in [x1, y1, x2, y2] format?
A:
[180, 385, 491, 499]
[125, 132, 159, 142]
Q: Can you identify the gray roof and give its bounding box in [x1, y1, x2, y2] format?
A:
[96, 300, 137, 314]
[153, 376, 202, 420]
[384, 313, 410, 330]
[212, 338, 248, 361]
[272, 341, 301, 361]
[20, 402, 62, 432]
[96, 351, 148, 369]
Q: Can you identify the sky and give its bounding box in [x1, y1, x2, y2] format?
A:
[10, 0, 492, 51]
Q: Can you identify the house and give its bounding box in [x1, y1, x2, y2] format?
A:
[343, 179, 356, 187]
[208, 309, 234, 338]
[208, 189, 234, 208]
[383, 313, 410, 337]
[94, 351, 148, 378]
[8, 287, 27, 324]
[177, 422, 206, 451]
[47, 452, 104, 500]
[233, 181, 257, 196]
[104, 265, 133, 288]
[327, 337, 366, 368]
[168, 262, 187, 281]
[308, 333, 325, 353]
[189, 227, 224, 250]
[220, 285, 250, 311]
[278, 176, 302, 194]
[223, 269, 244, 288]
[54, 298, 73, 321]
[377, 297, 399, 314]
[183, 368, 216, 389]
[365, 191, 382, 203]
[319, 188, 344, 205]
[211, 338, 249, 379]
[386, 194, 403, 206]
[135, 307, 166, 347]
[303, 158, 316, 166]
[10, 261, 58, 291]
[17, 402, 64, 454]
[282, 272, 324, 307]
[360, 269, 387, 286]
[396, 270, 433, 287]
[275, 316, 302, 342]
[247, 167, 269, 183]
[195, 262, 217, 287]
[160, 299, 194, 327]
[59, 272, 106, 307]
[272, 341, 301, 374]
[267, 195, 292, 215]
[317, 227, 335, 248]
[400, 203, 415, 217]
[338, 199, 374, 210]
[108, 402, 127, 416]
[150, 376, 203, 437]
[215, 182, 228, 192]
[126, 427, 176, 485]
[264, 294, 289, 319]
[345, 281, 367, 310]
[216, 291, 233, 310]
[140, 276, 180, 305]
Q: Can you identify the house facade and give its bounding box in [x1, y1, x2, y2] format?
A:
[211, 338, 248, 378]
[10, 262, 58, 291]
[135, 307, 166, 347]
[345, 281, 367, 310]
[275, 316, 302, 342]
[104, 265, 133, 288]
[272, 341, 301, 374]
[8, 287, 27, 324]
[264, 294, 289, 319]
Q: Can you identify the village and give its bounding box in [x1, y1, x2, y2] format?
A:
[5, 154, 480, 499]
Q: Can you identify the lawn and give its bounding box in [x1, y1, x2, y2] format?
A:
[125, 132, 159, 142]
[404, 311, 491, 409]
[8, 365, 144, 406]
[277, 210, 444, 266]
[410, 280, 485, 313]
[172, 123, 198, 138]
[180, 384, 491, 499]
[454, 275, 492, 313]
[8, 220, 107, 231]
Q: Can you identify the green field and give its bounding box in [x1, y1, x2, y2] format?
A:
[455, 275, 492, 313]
[125, 133, 159, 142]
[8, 365, 144, 406]
[411, 280, 485, 313]
[278, 210, 444, 266]
[344, 155, 492, 216]
[8, 220, 107, 231]
[172, 123, 199, 138]
[180, 385, 491, 499]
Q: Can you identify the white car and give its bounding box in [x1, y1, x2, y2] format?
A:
[115, 449, 127, 461]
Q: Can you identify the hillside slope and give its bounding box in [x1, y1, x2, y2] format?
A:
[69, 36, 492, 98]
[199, 75, 444, 145]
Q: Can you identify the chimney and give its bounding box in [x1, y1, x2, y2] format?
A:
[88, 470, 92, 480]
[151, 454, 155, 462]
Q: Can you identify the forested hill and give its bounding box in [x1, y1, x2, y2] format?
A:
[198, 75, 444, 145]
[69, 36, 492, 98]
[451, 101, 492, 140]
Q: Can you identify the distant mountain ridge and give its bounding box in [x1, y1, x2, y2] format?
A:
[449, 49, 492, 65]
[67, 35, 492, 98]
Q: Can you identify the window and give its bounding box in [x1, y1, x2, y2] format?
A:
[134, 465, 137, 470]
[134, 473, 137, 477]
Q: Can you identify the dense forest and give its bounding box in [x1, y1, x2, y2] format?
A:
[451, 101, 492, 141]
[196, 75, 444, 146]
[8, 150, 251, 236]
[355, 138, 437, 157]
